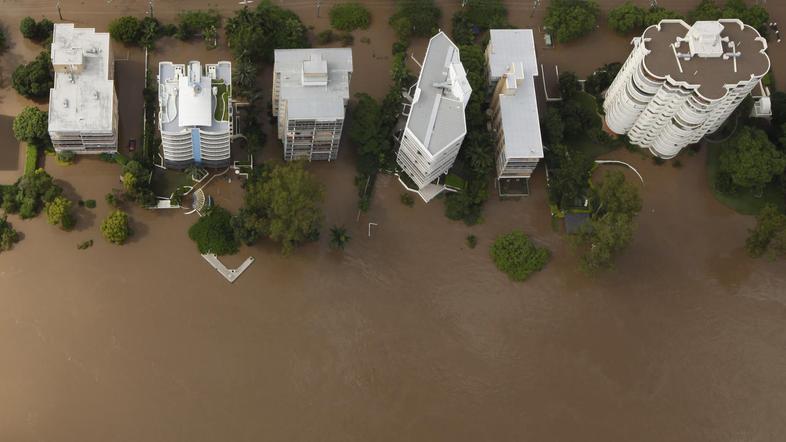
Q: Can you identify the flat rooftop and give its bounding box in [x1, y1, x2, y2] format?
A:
[406, 32, 472, 156]
[488, 29, 538, 80]
[641, 19, 770, 100]
[158, 61, 232, 134]
[48, 23, 114, 133]
[489, 29, 543, 160]
[274, 48, 353, 121]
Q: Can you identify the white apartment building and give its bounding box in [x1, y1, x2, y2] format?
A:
[158, 60, 233, 169]
[272, 48, 353, 161]
[397, 32, 472, 199]
[604, 19, 770, 159]
[486, 29, 544, 196]
[48, 23, 117, 154]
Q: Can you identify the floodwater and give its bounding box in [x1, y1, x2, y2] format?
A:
[1, 1, 786, 441]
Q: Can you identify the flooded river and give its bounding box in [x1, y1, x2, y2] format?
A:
[1, 1, 786, 441]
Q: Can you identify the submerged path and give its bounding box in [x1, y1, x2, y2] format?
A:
[201, 254, 255, 283]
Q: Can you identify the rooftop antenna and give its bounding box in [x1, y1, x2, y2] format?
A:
[723, 41, 741, 73]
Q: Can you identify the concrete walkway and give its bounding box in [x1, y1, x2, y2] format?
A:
[201, 254, 255, 283]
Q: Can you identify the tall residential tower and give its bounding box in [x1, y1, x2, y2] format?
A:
[158, 60, 233, 169]
[604, 19, 770, 159]
[48, 23, 118, 154]
[397, 32, 472, 199]
[272, 48, 353, 161]
[486, 29, 544, 196]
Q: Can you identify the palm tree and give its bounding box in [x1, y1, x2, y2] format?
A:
[329, 225, 351, 250]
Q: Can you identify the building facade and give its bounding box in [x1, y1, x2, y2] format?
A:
[272, 49, 353, 161]
[397, 32, 472, 194]
[158, 60, 233, 169]
[486, 29, 544, 196]
[48, 23, 118, 154]
[604, 19, 770, 159]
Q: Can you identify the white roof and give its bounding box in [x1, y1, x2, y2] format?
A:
[158, 60, 232, 134]
[686, 21, 725, 58]
[488, 29, 538, 81]
[178, 62, 213, 127]
[48, 23, 114, 133]
[488, 29, 543, 160]
[274, 48, 353, 120]
[405, 32, 472, 156]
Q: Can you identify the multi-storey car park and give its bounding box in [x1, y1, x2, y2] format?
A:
[158, 60, 233, 169]
[396, 32, 472, 202]
[604, 19, 770, 159]
[485, 29, 544, 197]
[48, 23, 118, 155]
[272, 49, 353, 162]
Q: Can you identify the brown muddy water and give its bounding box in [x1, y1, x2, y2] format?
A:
[1, 1, 786, 441]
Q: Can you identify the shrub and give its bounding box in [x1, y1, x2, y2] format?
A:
[329, 225, 351, 250]
[105, 192, 120, 208]
[544, 0, 600, 43]
[490, 231, 550, 281]
[24, 146, 39, 174]
[101, 210, 131, 245]
[316, 29, 335, 45]
[400, 192, 415, 207]
[84, 199, 96, 209]
[77, 239, 94, 250]
[20, 17, 38, 39]
[339, 32, 354, 47]
[466, 234, 477, 249]
[108, 16, 142, 45]
[57, 150, 76, 164]
[12, 51, 54, 99]
[188, 206, 239, 255]
[0, 216, 20, 252]
[329, 3, 371, 31]
[176, 9, 221, 48]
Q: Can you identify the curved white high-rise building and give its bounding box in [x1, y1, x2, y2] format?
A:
[158, 61, 232, 169]
[604, 19, 770, 159]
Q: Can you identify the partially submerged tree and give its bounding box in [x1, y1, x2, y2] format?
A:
[608, 2, 647, 34]
[108, 16, 143, 45]
[13, 107, 49, 144]
[718, 127, 786, 195]
[329, 3, 371, 32]
[188, 206, 239, 255]
[101, 210, 132, 245]
[0, 216, 20, 252]
[490, 231, 550, 281]
[746, 204, 786, 259]
[389, 0, 441, 43]
[225, 1, 308, 63]
[12, 51, 54, 99]
[544, 0, 600, 43]
[329, 225, 351, 250]
[45, 195, 75, 230]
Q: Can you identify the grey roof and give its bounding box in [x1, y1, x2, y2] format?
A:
[405, 32, 472, 156]
[158, 61, 232, 134]
[489, 30, 543, 160]
[641, 19, 770, 100]
[488, 29, 538, 81]
[274, 48, 352, 120]
[48, 23, 114, 133]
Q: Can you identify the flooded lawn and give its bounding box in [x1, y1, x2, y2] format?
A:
[1, 1, 786, 441]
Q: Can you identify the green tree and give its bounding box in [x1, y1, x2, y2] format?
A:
[541, 107, 565, 146]
[188, 206, 239, 255]
[13, 107, 49, 143]
[746, 204, 786, 259]
[101, 210, 131, 245]
[584, 63, 622, 97]
[176, 9, 221, 47]
[12, 51, 54, 99]
[644, 7, 683, 26]
[329, 3, 371, 31]
[329, 225, 351, 250]
[722, 0, 769, 33]
[121, 161, 156, 206]
[0, 216, 20, 252]
[45, 195, 75, 230]
[544, 0, 600, 43]
[20, 16, 38, 39]
[349, 93, 386, 164]
[233, 162, 324, 254]
[108, 16, 142, 44]
[490, 231, 550, 281]
[9, 168, 62, 219]
[225, 1, 307, 63]
[608, 2, 647, 34]
[389, 0, 441, 42]
[718, 127, 786, 194]
[451, 0, 508, 45]
[546, 144, 594, 211]
[592, 170, 642, 217]
[688, 0, 722, 23]
[571, 212, 635, 273]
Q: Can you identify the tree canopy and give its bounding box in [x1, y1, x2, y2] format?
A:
[490, 231, 550, 281]
[0, 215, 20, 252]
[544, 0, 600, 43]
[389, 0, 441, 42]
[233, 162, 324, 254]
[13, 107, 49, 144]
[546, 144, 595, 211]
[746, 204, 786, 259]
[188, 206, 239, 255]
[101, 210, 131, 245]
[226, 1, 308, 63]
[45, 195, 75, 230]
[19, 17, 54, 41]
[121, 161, 156, 207]
[2, 169, 63, 219]
[592, 170, 642, 217]
[109, 16, 143, 44]
[329, 3, 371, 32]
[718, 127, 786, 194]
[688, 0, 769, 33]
[176, 9, 221, 48]
[608, 2, 647, 34]
[451, 0, 508, 45]
[12, 51, 54, 99]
